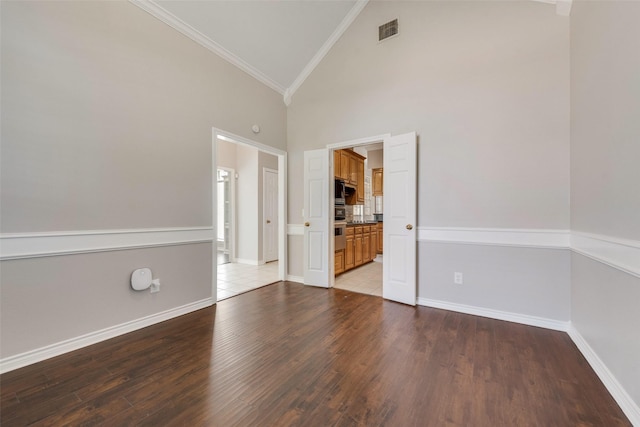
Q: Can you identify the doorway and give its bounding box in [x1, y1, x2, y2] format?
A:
[333, 144, 384, 297]
[217, 168, 233, 265]
[302, 132, 417, 305]
[212, 128, 287, 302]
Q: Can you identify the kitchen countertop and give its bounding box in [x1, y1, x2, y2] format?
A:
[346, 220, 381, 225]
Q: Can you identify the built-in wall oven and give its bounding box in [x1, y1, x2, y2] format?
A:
[334, 221, 346, 251]
[335, 205, 346, 221]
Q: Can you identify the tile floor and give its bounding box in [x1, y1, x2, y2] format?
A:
[334, 256, 382, 297]
[217, 261, 280, 301]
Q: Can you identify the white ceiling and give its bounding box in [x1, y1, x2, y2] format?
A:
[140, 0, 363, 101]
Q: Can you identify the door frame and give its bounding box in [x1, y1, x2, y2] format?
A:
[217, 166, 236, 263]
[212, 128, 287, 302]
[326, 134, 391, 288]
[262, 167, 278, 263]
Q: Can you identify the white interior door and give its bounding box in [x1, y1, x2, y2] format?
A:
[303, 149, 330, 287]
[263, 168, 278, 263]
[383, 132, 417, 305]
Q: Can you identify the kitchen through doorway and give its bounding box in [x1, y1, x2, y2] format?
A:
[333, 144, 384, 297]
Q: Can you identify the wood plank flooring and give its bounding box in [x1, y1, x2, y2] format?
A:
[0, 282, 631, 426]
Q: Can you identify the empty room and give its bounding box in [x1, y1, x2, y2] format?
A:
[1, 0, 638, 425]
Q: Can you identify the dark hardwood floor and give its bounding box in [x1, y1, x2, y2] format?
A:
[0, 282, 630, 426]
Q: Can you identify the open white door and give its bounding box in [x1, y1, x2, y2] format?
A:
[383, 132, 417, 305]
[303, 149, 330, 287]
[263, 168, 278, 263]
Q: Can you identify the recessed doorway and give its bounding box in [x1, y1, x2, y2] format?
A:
[212, 128, 287, 302]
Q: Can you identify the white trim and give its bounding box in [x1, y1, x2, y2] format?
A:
[418, 227, 570, 249]
[567, 326, 640, 426]
[556, 0, 573, 16]
[417, 298, 570, 332]
[0, 227, 213, 260]
[531, 0, 572, 16]
[129, 0, 285, 95]
[0, 298, 213, 374]
[235, 258, 263, 266]
[418, 227, 640, 278]
[327, 133, 391, 150]
[212, 127, 288, 288]
[263, 168, 279, 263]
[284, 0, 369, 105]
[571, 231, 640, 279]
[287, 224, 304, 236]
[286, 275, 304, 284]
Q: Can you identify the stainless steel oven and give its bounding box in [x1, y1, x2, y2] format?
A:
[334, 221, 346, 250]
[335, 206, 346, 221]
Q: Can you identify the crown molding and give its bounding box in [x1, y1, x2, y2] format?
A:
[284, 0, 369, 106]
[129, 0, 286, 95]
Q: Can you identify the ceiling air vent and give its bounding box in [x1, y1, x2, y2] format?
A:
[378, 19, 398, 42]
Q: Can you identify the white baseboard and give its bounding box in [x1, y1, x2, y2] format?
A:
[234, 258, 262, 266]
[417, 298, 570, 331]
[567, 325, 640, 426]
[0, 298, 214, 374]
[286, 275, 304, 283]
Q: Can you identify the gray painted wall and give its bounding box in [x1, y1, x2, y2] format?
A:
[570, 0, 640, 410]
[287, 1, 570, 230]
[0, 2, 285, 361]
[286, 1, 571, 319]
[420, 243, 570, 321]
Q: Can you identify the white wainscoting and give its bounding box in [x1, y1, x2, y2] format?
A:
[419, 227, 640, 280]
[418, 227, 570, 249]
[571, 231, 640, 279]
[0, 298, 213, 374]
[0, 227, 214, 260]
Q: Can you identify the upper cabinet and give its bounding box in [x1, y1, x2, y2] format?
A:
[372, 168, 383, 196]
[335, 149, 366, 204]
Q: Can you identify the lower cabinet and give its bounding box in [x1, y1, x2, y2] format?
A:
[354, 227, 363, 267]
[377, 223, 383, 254]
[370, 229, 377, 260]
[345, 230, 355, 271]
[336, 223, 379, 276]
[335, 249, 345, 275]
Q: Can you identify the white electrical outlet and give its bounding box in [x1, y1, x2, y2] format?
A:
[150, 278, 161, 293]
[454, 272, 463, 285]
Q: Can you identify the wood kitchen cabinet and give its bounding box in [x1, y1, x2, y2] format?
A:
[377, 222, 383, 254]
[354, 226, 363, 266]
[334, 150, 341, 178]
[370, 228, 377, 260]
[362, 226, 371, 263]
[356, 160, 365, 203]
[345, 227, 355, 271]
[339, 150, 351, 182]
[372, 168, 383, 196]
[336, 223, 379, 275]
[335, 249, 345, 275]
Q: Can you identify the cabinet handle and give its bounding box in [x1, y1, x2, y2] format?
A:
[304, 222, 310, 227]
[406, 224, 413, 230]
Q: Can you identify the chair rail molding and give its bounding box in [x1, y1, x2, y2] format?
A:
[0, 227, 214, 260]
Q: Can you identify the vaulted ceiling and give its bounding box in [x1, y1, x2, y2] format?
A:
[131, 0, 571, 105]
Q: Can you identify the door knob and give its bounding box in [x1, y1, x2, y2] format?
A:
[406, 224, 413, 230]
[266, 220, 271, 224]
[304, 222, 310, 227]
